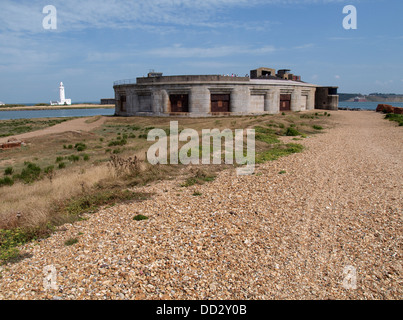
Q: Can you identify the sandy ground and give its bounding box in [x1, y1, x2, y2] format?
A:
[0, 110, 401, 300]
[0, 116, 107, 145]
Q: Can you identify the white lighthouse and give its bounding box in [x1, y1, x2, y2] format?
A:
[50, 82, 72, 105]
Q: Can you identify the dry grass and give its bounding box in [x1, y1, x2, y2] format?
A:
[0, 164, 111, 229]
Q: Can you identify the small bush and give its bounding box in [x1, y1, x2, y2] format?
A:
[133, 214, 149, 221]
[58, 162, 66, 169]
[4, 167, 13, 176]
[0, 177, 14, 187]
[75, 143, 87, 152]
[83, 154, 90, 161]
[0, 229, 36, 264]
[64, 238, 78, 246]
[285, 127, 301, 136]
[67, 155, 80, 162]
[108, 139, 127, 147]
[56, 156, 64, 163]
[16, 162, 41, 184]
[44, 166, 54, 175]
[313, 125, 323, 130]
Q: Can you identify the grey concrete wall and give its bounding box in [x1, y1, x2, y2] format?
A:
[114, 81, 321, 117]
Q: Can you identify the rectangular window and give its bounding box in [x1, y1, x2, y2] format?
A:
[211, 94, 230, 112]
[170, 94, 189, 113]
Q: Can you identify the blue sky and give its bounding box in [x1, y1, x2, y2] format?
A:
[0, 0, 402, 103]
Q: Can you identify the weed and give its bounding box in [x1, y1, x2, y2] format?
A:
[75, 143, 87, 152]
[65, 189, 149, 216]
[279, 170, 287, 174]
[133, 214, 149, 221]
[256, 143, 304, 163]
[4, 167, 13, 176]
[285, 127, 301, 136]
[181, 169, 216, 187]
[16, 162, 41, 184]
[67, 155, 80, 162]
[0, 177, 14, 187]
[58, 162, 66, 169]
[192, 191, 202, 196]
[64, 238, 78, 246]
[313, 125, 323, 130]
[0, 228, 37, 264]
[385, 114, 403, 126]
[108, 139, 127, 147]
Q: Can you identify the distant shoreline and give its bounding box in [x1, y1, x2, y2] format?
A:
[0, 104, 115, 111]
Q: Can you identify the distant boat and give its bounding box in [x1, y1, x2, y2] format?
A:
[354, 96, 366, 102]
[0, 101, 5, 106]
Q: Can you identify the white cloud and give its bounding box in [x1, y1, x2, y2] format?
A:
[0, 0, 350, 33]
[145, 44, 277, 58]
[335, 75, 340, 79]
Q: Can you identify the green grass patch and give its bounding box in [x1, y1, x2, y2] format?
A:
[0, 176, 14, 187]
[256, 143, 304, 163]
[4, 167, 13, 176]
[255, 126, 281, 144]
[64, 237, 79, 246]
[385, 114, 403, 126]
[133, 214, 149, 221]
[181, 170, 216, 187]
[313, 125, 323, 130]
[14, 162, 41, 184]
[0, 118, 73, 138]
[0, 228, 38, 264]
[285, 127, 302, 136]
[64, 189, 150, 217]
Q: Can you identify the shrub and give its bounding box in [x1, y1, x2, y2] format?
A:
[17, 162, 41, 184]
[313, 125, 323, 130]
[58, 162, 66, 169]
[4, 167, 13, 176]
[133, 214, 149, 221]
[68, 155, 80, 162]
[83, 154, 90, 161]
[44, 166, 54, 175]
[64, 238, 78, 246]
[0, 229, 35, 264]
[56, 156, 64, 163]
[285, 127, 301, 136]
[75, 143, 87, 152]
[108, 139, 127, 147]
[0, 177, 14, 187]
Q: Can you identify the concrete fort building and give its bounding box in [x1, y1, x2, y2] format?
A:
[113, 67, 338, 117]
[50, 82, 72, 106]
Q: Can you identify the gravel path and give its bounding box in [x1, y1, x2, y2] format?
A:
[0, 111, 401, 300]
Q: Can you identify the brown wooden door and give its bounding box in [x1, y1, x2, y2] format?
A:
[280, 94, 291, 111]
[170, 94, 189, 113]
[211, 94, 230, 112]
